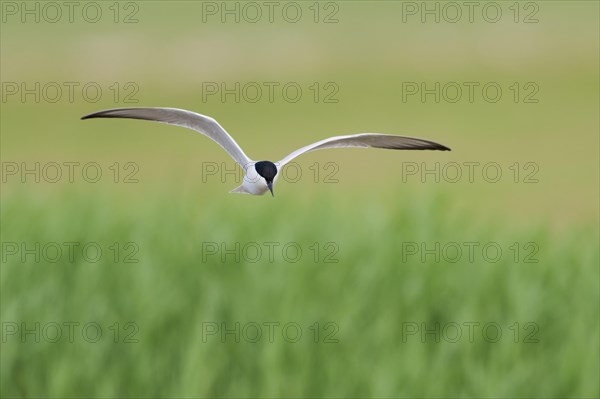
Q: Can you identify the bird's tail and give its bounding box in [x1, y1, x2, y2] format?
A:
[229, 185, 251, 195]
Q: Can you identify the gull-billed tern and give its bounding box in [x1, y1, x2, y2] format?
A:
[82, 107, 451, 196]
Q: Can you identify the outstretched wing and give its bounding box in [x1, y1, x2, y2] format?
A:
[82, 107, 253, 168]
[278, 133, 450, 166]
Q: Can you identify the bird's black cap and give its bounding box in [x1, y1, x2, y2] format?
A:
[255, 161, 277, 182]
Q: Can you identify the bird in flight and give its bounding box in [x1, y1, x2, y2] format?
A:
[82, 107, 451, 197]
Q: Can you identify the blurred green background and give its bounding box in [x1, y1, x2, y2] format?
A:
[1, 1, 598, 398]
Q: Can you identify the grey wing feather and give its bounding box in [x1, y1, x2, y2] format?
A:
[278, 133, 450, 166]
[81, 107, 253, 168]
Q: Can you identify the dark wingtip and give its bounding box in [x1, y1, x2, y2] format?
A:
[81, 109, 122, 120]
[81, 112, 100, 120]
[428, 141, 451, 151]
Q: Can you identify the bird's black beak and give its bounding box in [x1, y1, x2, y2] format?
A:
[267, 181, 274, 197]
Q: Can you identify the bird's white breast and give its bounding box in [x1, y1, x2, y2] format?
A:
[242, 166, 269, 195]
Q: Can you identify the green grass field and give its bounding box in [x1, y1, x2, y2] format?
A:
[2, 189, 598, 398]
[1, 1, 599, 398]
